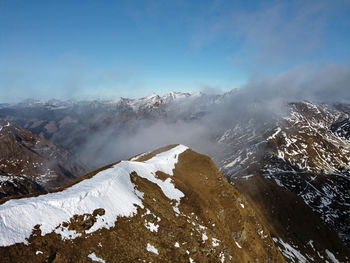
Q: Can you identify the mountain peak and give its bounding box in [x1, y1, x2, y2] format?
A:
[162, 91, 191, 103]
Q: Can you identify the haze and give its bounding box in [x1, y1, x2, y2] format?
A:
[1, 0, 350, 103]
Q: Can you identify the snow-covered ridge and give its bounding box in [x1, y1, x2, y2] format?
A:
[0, 144, 189, 247]
[4, 90, 236, 111]
[6, 92, 193, 110]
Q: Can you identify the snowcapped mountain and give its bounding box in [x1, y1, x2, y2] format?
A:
[217, 101, 350, 250]
[0, 119, 86, 201]
[0, 145, 290, 263]
[1, 92, 349, 260]
[5, 91, 205, 112]
[161, 91, 191, 103]
[0, 91, 226, 169]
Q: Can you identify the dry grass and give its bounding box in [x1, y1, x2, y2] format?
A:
[0, 146, 286, 262]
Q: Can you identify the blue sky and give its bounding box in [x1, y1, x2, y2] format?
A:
[1, 0, 350, 102]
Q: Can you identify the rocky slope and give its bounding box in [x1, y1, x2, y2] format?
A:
[0, 145, 288, 263]
[1, 93, 349, 259]
[217, 101, 350, 253]
[0, 119, 86, 201]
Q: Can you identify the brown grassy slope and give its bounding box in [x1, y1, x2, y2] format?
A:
[0, 147, 285, 263]
[232, 173, 350, 262]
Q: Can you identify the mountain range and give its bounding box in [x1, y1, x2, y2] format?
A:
[0, 91, 349, 262]
[0, 145, 347, 262]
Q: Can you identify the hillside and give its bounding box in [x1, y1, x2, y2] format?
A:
[0, 145, 286, 262]
[218, 101, 350, 249]
[0, 95, 349, 261]
[0, 119, 86, 201]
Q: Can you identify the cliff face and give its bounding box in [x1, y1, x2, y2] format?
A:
[0, 145, 285, 263]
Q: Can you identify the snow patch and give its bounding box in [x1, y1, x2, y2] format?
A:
[219, 252, 225, 262]
[273, 237, 307, 263]
[144, 221, 159, 232]
[88, 252, 106, 263]
[267, 127, 282, 140]
[54, 225, 82, 240]
[130, 152, 148, 161]
[0, 145, 188, 246]
[212, 238, 220, 247]
[146, 243, 159, 255]
[144, 144, 188, 176]
[172, 206, 180, 214]
[202, 233, 208, 242]
[235, 241, 242, 248]
[242, 174, 254, 180]
[325, 249, 340, 263]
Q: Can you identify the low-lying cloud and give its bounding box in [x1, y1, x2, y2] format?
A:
[68, 63, 350, 170]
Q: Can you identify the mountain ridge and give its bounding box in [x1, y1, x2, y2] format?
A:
[0, 119, 86, 201]
[0, 93, 349, 260]
[2, 91, 220, 110]
[0, 144, 289, 263]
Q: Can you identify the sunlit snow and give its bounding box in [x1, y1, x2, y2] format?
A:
[0, 145, 188, 246]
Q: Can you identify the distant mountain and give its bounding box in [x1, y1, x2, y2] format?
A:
[0, 103, 10, 109]
[7, 91, 209, 111]
[0, 92, 349, 256]
[0, 145, 288, 263]
[0, 119, 86, 201]
[0, 91, 227, 169]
